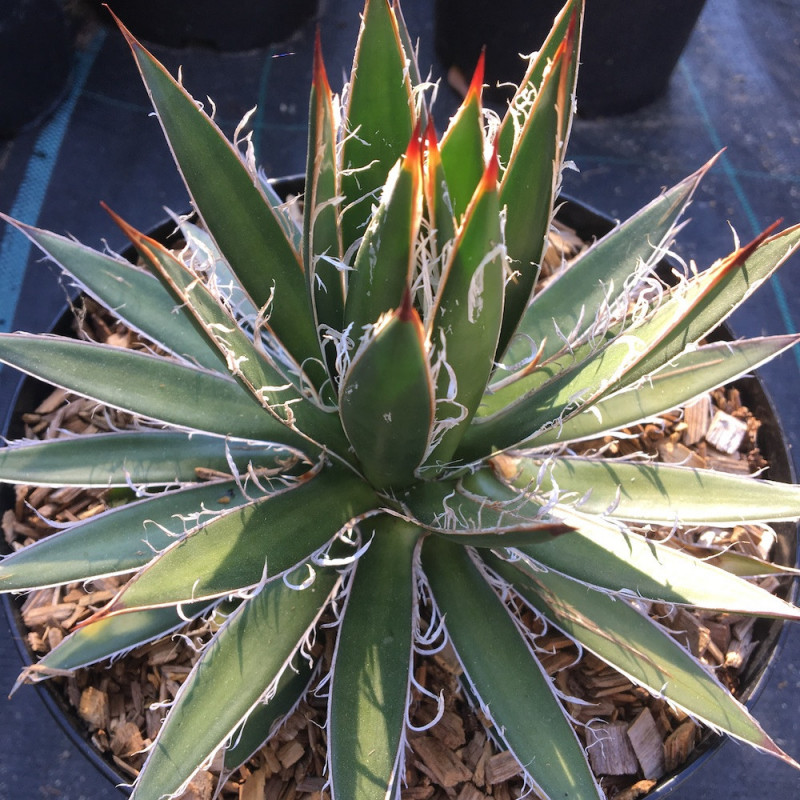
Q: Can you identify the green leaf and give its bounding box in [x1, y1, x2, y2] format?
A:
[304, 34, 345, 340]
[421, 536, 602, 800]
[501, 163, 710, 371]
[339, 0, 414, 253]
[0, 479, 265, 591]
[0, 431, 292, 488]
[515, 505, 800, 618]
[223, 655, 314, 772]
[439, 54, 485, 220]
[506, 453, 800, 525]
[260, 177, 304, 252]
[621, 223, 800, 389]
[702, 550, 800, 577]
[392, 0, 424, 97]
[485, 552, 797, 764]
[114, 213, 348, 452]
[531, 334, 800, 446]
[28, 602, 210, 676]
[422, 124, 456, 263]
[329, 516, 419, 800]
[104, 466, 378, 612]
[0, 334, 310, 449]
[457, 229, 800, 461]
[399, 469, 572, 545]
[0, 215, 227, 373]
[496, 0, 583, 169]
[497, 8, 579, 353]
[456, 322, 659, 461]
[426, 150, 506, 468]
[116, 17, 321, 377]
[113, 212, 298, 394]
[130, 565, 341, 800]
[178, 220, 259, 320]
[344, 136, 422, 337]
[340, 297, 434, 489]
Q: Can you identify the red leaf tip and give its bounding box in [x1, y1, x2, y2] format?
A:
[482, 137, 500, 190]
[423, 119, 440, 164]
[398, 286, 415, 322]
[405, 119, 424, 165]
[312, 28, 330, 92]
[467, 50, 486, 104]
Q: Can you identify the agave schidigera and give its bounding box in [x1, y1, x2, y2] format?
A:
[2, 1, 800, 798]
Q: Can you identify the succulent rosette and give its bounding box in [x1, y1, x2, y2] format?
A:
[2, 2, 800, 798]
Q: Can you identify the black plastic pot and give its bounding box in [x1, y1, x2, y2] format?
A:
[0, 0, 73, 138]
[434, 0, 707, 116]
[1, 191, 797, 797]
[99, 0, 319, 51]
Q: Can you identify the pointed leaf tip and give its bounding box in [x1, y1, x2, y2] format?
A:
[482, 137, 500, 192]
[716, 219, 785, 279]
[405, 119, 424, 167]
[467, 49, 486, 103]
[423, 118, 438, 147]
[100, 202, 150, 249]
[423, 119, 442, 175]
[566, 1, 579, 43]
[312, 28, 331, 93]
[104, 4, 143, 52]
[398, 285, 415, 322]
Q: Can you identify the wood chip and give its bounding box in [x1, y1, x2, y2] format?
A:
[295, 776, 326, 793]
[682, 394, 711, 445]
[627, 708, 665, 780]
[664, 720, 697, 772]
[22, 602, 76, 627]
[586, 722, 639, 775]
[461, 730, 486, 773]
[705, 409, 748, 454]
[263, 776, 287, 800]
[670, 608, 712, 658]
[456, 784, 487, 800]
[46, 626, 64, 651]
[111, 720, 145, 757]
[410, 735, 472, 787]
[35, 386, 69, 415]
[78, 685, 109, 730]
[430, 709, 466, 750]
[655, 440, 705, 468]
[239, 765, 268, 800]
[262, 743, 282, 776]
[614, 779, 658, 800]
[401, 786, 435, 799]
[704, 450, 752, 474]
[472, 737, 492, 788]
[484, 750, 522, 784]
[432, 641, 463, 676]
[276, 739, 305, 770]
[146, 707, 163, 741]
[492, 781, 513, 800]
[725, 635, 757, 670]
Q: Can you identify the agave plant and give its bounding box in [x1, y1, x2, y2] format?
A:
[2, 0, 800, 798]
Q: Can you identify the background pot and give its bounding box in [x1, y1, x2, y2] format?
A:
[434, 0, 707, 116]
[99, 0, 320, 50]
[2, 191, 796, 797]
[0, 0, 73, 138]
